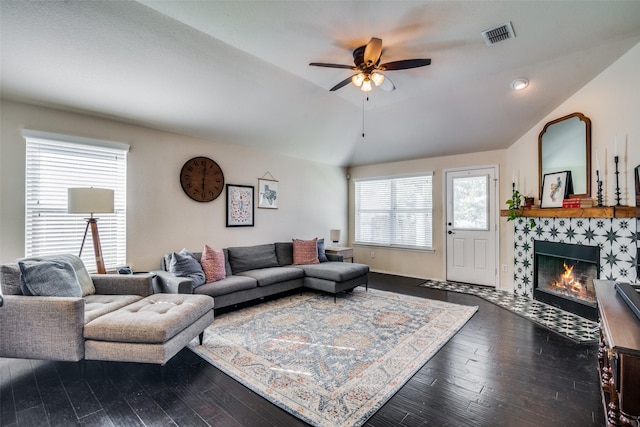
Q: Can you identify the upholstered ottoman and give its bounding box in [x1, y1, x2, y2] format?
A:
[83, 293, 214, 370]
[298, 262, 369, 302]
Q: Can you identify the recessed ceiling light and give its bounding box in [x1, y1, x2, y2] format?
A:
[511, 78, 529, 91]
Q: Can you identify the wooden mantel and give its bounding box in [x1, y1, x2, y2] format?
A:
[499, 206, 636, 218]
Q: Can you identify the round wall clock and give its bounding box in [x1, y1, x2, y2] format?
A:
[180, 156, 225, 202]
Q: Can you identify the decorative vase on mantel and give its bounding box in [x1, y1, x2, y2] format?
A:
[524, 197, 535, 209]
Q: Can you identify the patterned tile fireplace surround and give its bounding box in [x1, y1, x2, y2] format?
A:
[513, 215, 638, 297]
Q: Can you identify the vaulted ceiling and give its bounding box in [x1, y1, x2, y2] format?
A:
[2, 1, 640, 167]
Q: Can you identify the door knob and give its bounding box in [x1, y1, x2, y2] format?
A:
[448, 230, 454, 234]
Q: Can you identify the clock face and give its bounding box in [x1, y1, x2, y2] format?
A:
[180, 157, 225, 202]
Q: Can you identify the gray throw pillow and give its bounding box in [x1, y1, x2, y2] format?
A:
[18, 259, 82, 297]
[317, 238, 328, 263]
[169, 249, 206, 288]
[50, 253, 95, 296]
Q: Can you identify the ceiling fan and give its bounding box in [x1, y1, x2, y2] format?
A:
[309, 37, 431, 92]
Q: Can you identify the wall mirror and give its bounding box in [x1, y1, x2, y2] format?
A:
[538, 112, 591, 200]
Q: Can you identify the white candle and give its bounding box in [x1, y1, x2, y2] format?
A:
[596, 148, 600, 171]
[512, 170, 515, 185]
[615, 136, 618, 156]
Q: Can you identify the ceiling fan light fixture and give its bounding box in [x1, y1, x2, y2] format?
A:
[352, 73, 365, 87]
[370, 72, 385, 86]
[361, 78, 373, 92]
[510, 77, 529, 91]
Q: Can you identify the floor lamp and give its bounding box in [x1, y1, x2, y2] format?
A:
[68, 188, 114, 274]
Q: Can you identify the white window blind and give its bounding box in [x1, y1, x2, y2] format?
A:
[24, 131, 128, 272]
[355, 173, 433, 250]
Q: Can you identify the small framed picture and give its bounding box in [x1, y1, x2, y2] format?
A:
[540, 171, 572, 208]
[258, 178, 278, 209]
[226, 184, 254, 227]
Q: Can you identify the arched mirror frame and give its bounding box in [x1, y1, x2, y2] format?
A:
[538, 112, 591, 200]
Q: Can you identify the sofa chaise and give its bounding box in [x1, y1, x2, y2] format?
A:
[0, 254, 214, 373]
[154, 241, 369, 308]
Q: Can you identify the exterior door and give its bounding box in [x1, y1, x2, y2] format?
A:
[445, 167, 498, 287]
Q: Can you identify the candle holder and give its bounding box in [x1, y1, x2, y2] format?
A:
[596, 170, 603, 207]
[614, 155, 621, 206]
[512, 182, 520, 208]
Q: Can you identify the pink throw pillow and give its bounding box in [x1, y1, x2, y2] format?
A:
[201, 245, 226, 283]
[292, 238, 320, 265]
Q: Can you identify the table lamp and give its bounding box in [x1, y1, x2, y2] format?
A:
[330, 229, 341, 247]
[68, 187, 114, 274]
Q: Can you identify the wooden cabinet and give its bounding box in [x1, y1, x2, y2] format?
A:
[594, 280, 640, 426]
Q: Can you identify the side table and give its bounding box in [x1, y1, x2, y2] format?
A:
[325, 247, 354, 263]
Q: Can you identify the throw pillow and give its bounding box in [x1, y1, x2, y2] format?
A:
[201, 245, 226, 283]
[18, 259, 82, 297]
[52, 253, 95, 296]
[317, 238, 328, 263]
[292, 238, 320, 265]
[169, 249, 206, 288]
[2, 254, 95, 296]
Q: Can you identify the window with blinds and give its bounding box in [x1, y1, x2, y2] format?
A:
[24, 130, 128, 273]
[354, 173, 433, 250]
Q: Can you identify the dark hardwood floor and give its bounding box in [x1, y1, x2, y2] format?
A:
[1, 273, 604, 426]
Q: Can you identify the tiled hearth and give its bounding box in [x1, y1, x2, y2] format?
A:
[513, 217, 638, 297]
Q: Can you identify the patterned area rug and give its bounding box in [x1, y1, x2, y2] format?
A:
[418, 279, 598, 343]
[189, 288, 477, 427]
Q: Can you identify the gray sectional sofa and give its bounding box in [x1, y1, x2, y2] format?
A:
[154, 242, 369, 308]
[0, 255, 214, 371]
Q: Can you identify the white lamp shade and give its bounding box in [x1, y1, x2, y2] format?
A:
[68, 188, 114, 214]
[370, 72, 385, 86]
[330, 229, 341, 243]
[351, 73, 365, 87]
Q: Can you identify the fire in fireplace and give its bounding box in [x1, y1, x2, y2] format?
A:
[545, 261, 597, 304]
[534, 241, 599, 321]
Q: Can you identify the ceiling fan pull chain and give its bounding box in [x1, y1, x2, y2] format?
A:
[362, 92, 366, 138]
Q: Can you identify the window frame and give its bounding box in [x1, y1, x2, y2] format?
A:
[354, 172, 434, 251]
[23, 130, 129, 273]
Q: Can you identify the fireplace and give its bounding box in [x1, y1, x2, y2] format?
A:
[533, 241, 599, 321]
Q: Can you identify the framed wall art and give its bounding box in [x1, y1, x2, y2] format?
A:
[226, 184, 254, 227]
[540, 171, 572, 208]
[258, 178, 278, 209]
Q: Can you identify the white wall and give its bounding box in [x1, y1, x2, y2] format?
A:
[348, 149, 506, 281]
[348, 41, 640, 290]
[503, 41, 640, 290]
[0, 101, 348, 271]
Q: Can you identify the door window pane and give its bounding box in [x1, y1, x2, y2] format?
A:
[452, 176, 488, 230]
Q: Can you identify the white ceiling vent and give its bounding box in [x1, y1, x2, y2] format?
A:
[481, 21, 516, 46]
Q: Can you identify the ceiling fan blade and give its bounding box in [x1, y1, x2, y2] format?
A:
[329, 75, 356, 91]
[379, 75, 395, 92]
[309, 62, 358, 70]
[379, 58, 431, 71]
[363, 37, 383, 65]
